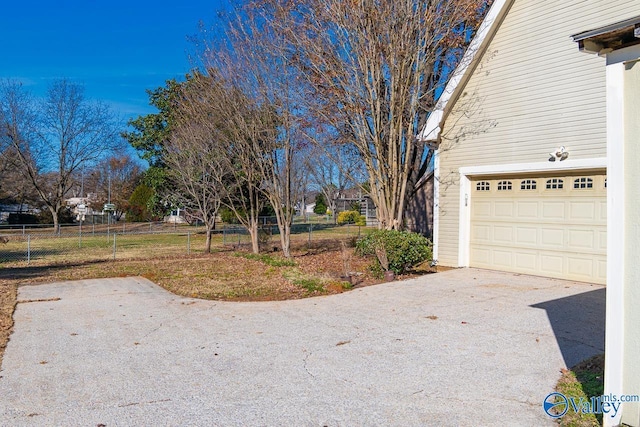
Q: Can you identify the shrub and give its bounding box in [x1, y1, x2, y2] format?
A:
[313, 193, 328, 215]
[355, 230, 432, 275]
[36, 207, 75, 225]
[337, 210, 366, 226]
[127, 184, 155, 222]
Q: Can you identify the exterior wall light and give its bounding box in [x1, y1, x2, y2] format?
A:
[549, 146, 569, 162]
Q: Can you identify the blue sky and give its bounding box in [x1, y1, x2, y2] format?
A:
[0, 0, 233, 125]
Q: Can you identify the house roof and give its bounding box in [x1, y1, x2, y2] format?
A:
[418, 0, 514, 145]
[571, 15, 640, 54]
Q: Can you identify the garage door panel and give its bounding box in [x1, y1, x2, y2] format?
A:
[493, 226, 513, 243]
[492, 250, 513, 268]
[517, 201, 539, 218]
[470, 247, 491, 265]
[470, 173, 606, 284]
[598, 231, 607, 251]
[515, 227, 537, 245]
[471, 224, 491, 242]
[569, 201, 596, 220]
[540, 255, 564, 275]
[494, 202, 514, 217]
[474, 201, 492, 217]
[542, 201, 566, 220]
[599, 200, 607, 221]
[567, 257, 594, 278]
[597, 259, 607, 281]
[514, 251, 537, 271]
[567, 229, 595, 250]
[541, 228, 565, 248]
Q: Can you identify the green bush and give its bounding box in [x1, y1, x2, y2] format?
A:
[337, 210, 366, 226]
[313, 193, 328, 215]
[127, 184, 155, 222]
[355, 230, 432, 275]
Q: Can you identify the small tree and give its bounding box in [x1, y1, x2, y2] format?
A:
[164, 99, 223, 254]
[127, 184, 155, 222]
[313, 193, 327, 215]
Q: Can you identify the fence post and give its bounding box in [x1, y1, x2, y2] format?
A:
[187, 232, 191, 255]
[308, 224, 312, 244]
[27, 235, 31, 265]
[113, 233, 116, 260]
[22, 225, 25, 235]
[223, 225, 226, 245]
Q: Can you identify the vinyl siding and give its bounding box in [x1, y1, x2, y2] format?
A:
[436, 0, 640, 266]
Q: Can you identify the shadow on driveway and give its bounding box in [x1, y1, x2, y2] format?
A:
[531, 287, 605, 368]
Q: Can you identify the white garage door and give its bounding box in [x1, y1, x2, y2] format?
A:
[470, 174, 606, 284]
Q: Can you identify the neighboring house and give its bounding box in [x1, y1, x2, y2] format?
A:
[420, 1, 640, 425]
[332, 189, 377, 225]
[164, 207, 187, 224]
[304, 203, 317, 214]
[405, 172, 434, 239]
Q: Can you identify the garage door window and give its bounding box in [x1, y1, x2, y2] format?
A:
[520, 179, 537, 190]
[574, 177, 593, 189]
[476, 181, 490, 191]
[546, 178, 564, 189]
[497, 181, 512, 191]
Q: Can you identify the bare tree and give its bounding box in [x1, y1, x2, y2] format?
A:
[254, 0, 488, 229]
[0, 80, 39, 209]
[0, 79, 120, 231]
[83, 155, 142, 220]
[164, 98, 223, 253]
[218, 10, 303, 258]
[171, 72, 267, 254]
[186, 12, 303, 257]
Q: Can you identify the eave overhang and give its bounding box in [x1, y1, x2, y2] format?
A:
[572, 15, 640, 55]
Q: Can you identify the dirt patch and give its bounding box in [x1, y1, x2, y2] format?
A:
[0, 281, 17, 368]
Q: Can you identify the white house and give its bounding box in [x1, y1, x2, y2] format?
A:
[420, 1, 640, 425]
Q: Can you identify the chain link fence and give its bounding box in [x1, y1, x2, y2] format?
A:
[221, 222, 365, 247]
[0, 222, 370, 266]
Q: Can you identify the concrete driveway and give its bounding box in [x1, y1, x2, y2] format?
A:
[0, 269, 604, 426]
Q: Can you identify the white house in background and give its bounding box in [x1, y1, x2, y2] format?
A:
[163, 207, 187, 224]
[420, 0, 640, 425]
[304, 203, 317, 214]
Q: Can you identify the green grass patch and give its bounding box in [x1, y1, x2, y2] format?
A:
[292, 277, 325, 293]
[234, 252, 296, 267]
[556, 354, 604, 427]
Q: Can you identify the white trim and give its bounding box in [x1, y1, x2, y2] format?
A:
[419, 0, 513, 142]
[458, 174, 471, 267]
[459, 157, 607, 176]
[432, 150, 440, 262]
[457, 158, 607, 268]
[602, 59, 627, 427]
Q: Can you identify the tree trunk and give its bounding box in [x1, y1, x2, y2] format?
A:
[204, 227, 213, 254]
[49, 205, 60, 234]
[278, 222, 291, 258]
[249, 222, 260, 254]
